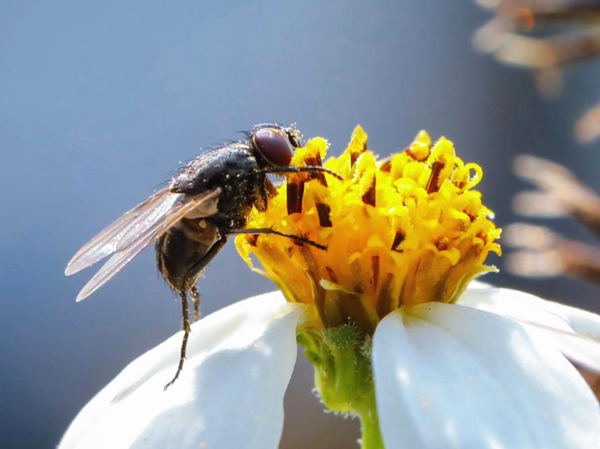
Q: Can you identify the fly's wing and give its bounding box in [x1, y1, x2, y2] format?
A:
[71, 187, 223, 301]
[65, 188, 176, 276]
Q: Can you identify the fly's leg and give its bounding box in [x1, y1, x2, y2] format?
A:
[256, 165, 343, 180]
[163, 235, 228, 390]
[164, 291, 191, 391]
[190, 286, 201, 322]
[226, 228, 327, 250]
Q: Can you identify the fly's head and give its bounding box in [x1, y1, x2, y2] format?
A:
[251, 123, 301, 168]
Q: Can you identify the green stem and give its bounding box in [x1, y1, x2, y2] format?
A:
[358, 395, 384, 449]
[299, 327, 384, 447]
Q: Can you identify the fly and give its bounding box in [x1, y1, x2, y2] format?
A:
[65, 123, 342, 389]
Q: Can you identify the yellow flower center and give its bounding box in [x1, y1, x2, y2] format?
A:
[236, 126, 501, 334]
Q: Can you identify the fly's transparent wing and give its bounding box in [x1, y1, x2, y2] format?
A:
[65, 188, 175, 276]
[71, 188, 222, 301]
[75, 228, 158, 301]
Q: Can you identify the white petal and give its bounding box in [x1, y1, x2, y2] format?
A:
[459, 284, 600, 373]
[372, 303, 600, 449]
[59, 291, 305, 449]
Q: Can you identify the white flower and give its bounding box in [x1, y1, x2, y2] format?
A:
[60, 283, 600, 449]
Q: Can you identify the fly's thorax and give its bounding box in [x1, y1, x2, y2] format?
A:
[167, 140, 272, 229]
[170, 143, 258, 195]
[210, 172, 267, 229]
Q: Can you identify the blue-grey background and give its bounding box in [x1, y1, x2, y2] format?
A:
[2, 1, 599, 448]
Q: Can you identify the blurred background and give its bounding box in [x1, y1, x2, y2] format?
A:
[2, 1, 600, 448]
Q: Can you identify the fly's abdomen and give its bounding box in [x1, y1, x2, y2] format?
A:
[156, 220, 222, 293]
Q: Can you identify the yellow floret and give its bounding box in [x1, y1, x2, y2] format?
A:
[235, 126, 501, 333]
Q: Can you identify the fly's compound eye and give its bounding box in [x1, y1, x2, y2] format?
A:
[253, 127, 294, 167]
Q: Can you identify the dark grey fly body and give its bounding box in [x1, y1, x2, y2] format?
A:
[65, 123, 341, 388]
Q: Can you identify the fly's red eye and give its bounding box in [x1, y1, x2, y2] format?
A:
[253, 127, 294, 167]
